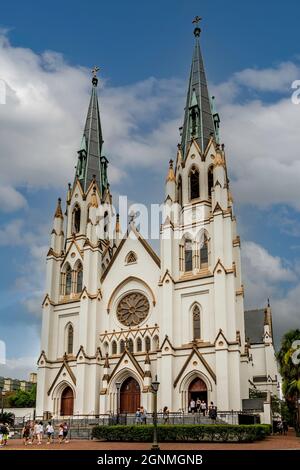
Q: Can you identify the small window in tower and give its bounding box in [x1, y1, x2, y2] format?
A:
[208, 166, 214, 198]
[177, 176, 182, 206]
[185, 239, 193, 272]
[153, 335, 159, 351]
[76, 264, 83, 293]
[73, 204, 81, 234]
[190, 167, 200, 200]
[65, 265, 72, 295]
[120, 339, 125, 354]
[200, 234, 208, 267]
[128, 338, 134, 353]
[193, 306, 201, 340]
[145, 336, 151, 352]
[137, 337, 142, 352]
[112, 341, 117, 355]
[67, 324, 74, 354]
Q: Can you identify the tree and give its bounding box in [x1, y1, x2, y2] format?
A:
[0, 411, 15, 425]
[277, 329, 300, 431]
[8, 384, 36, 408]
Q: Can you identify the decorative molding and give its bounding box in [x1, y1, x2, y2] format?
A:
[173, 346, 216, 388]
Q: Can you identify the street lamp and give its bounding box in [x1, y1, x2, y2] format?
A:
[0, 386, 4, 417]
[151, 375, 160, 451]
[116, 382, 121, 424]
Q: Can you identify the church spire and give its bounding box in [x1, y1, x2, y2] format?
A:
[75, 66, 106, 194]
[181, 17, 218, 157]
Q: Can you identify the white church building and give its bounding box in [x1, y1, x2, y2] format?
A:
[36, 22, 279, 418]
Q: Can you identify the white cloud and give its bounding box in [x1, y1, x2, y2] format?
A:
[0, 186, 27, 212]
[0, 356, 38, 380]
[234, 62, 300, 92]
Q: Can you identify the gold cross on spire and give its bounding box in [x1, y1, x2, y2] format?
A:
[192, 16, 202, 25]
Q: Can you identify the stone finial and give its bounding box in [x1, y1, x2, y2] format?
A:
[166, 159, 176, 182]
[54, 198, 64, 219]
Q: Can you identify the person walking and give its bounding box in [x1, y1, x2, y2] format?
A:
[163, 406, 170, 424]
[46, 421, 54, 444]
[62, 422, 69, 443]
[2, 423, 9, 446]
[22, 421, 31, 446]
[283, 419, 288, 436]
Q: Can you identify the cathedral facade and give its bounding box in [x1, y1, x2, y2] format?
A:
[36, 24, 279, 418]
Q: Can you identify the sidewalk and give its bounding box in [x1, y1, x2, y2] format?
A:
[1, 429, 300, 450]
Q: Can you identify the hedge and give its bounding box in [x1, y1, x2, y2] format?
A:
[92, 424, 271, 442]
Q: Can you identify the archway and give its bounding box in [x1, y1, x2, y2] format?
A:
[120, 377, 140, 413]
[188, 377, 207, 406]
[60, 386, 74, 416]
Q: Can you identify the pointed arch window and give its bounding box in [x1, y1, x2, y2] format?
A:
[208, 166, 214, 198]
[190, 167, 200, 200]
[185, 239, 193, 272]
[128, 338, 134, 353]
[120, 339, 125, 354]
[65, 265, 72, 295]
[137, 337, 142, 352]
[76, 263, 83, 293]
[177, 176, 182, 206]
[126, 251, 137, 264]
[145, 336, 151, 352]
[153, 335, 159, 351]
[67, 324, 74, 355]
[112, 341, 117, 355]
[200, 233, 209, 268]
[104, 211, 109, 238]
[193, 306, 201, 340]
[73, 204, 81, 234]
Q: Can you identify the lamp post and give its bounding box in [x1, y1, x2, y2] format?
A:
[0, 386, 4, 417]
[116, 382, 121, 424]
[151, 375, 160, 451]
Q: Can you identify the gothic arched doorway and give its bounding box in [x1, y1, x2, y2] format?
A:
[188, 377, 207, 406]
[60, 386, 74, 416]
[120, 377, 140, 413]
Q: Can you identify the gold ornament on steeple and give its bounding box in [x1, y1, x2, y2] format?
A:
[213, 149, 225, 168]
[166, 159, 176, 182]
[91, 186, 98, 208]
[54, 198, 64, 219]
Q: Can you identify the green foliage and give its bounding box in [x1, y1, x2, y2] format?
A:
[92, 424, 271, 443]
[277, 329, 300, 428]
[8, 384, 36, 408]
[0, 411, 15, 425]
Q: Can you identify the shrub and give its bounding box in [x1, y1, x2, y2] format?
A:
[91, 424, 271, 443]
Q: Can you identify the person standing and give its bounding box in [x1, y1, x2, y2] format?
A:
[58, 423, 64, 443]
[46, 421, 54, 444]
[135, 408, 141, 424]
[190, 398, 196, 414]
[208, 402, 217, 422]
[2, 423, 9, 446]
[200, 400, 207, 417]
[163, 406, 170, 424]
[140, 406, 147, 424]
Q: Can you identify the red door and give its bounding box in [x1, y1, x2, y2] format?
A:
[188, 377, 207, 404]
[60, 386, 74, 416]
[120, 377, 140, 413]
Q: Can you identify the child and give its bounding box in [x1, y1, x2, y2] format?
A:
[58, 423, 64, 443]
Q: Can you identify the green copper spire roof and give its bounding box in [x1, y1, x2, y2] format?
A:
[181, 20, 217, 157]
[75, 67, 106, 194]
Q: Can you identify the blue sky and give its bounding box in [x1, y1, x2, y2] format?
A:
[0, 0, 300, 378]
